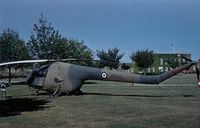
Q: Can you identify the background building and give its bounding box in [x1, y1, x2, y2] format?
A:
[132, 53, 191, 74]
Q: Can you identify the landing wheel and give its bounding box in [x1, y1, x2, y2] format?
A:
[74, 90, 83, 95]
[63, 91, 82, 96]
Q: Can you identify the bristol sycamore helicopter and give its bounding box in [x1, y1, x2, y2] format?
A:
[0, 57, 199, 96]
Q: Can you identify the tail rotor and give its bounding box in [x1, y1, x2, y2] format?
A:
[195, 62, 200, 87]
[178, 55, 200, 87]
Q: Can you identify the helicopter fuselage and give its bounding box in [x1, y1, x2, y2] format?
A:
[27, 62, 194, 95]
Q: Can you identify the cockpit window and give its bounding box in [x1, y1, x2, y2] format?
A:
[37, 65, 49, 77]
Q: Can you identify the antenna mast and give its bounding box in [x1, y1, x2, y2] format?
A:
[172, 42, 175, 53]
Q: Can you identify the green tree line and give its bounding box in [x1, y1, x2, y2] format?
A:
[0, 14, 156, 71]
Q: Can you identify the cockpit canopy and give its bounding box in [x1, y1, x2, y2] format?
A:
[27, 65, 49, 87]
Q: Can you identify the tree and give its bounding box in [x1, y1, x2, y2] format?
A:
[27, 14, 63, 59]
[66, 39, 93, 59]
[130, 49, 154, 75]
[0, 28, 30, 62]
[0, 28, 30, 84]
[65, 39, 94, 66]
[96, 48, 124, 69]
[121, 63, 130, 70]
[27, 14, 94, 65]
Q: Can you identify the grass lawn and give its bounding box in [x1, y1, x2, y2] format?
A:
[0, 74, 200, 128]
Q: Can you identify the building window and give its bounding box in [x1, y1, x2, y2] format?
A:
[147, 68, 150, 73]
[178, 58, 181, 63]
[182, 58, 185, 63]
[160, 58, 163, 66]
[158, 66, 164, 73]
[165, 67, 168, 72]
[152, 67, 155, 73]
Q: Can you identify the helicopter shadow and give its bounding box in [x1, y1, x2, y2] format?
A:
[82, 92, 169, 97]
[82, 92, 197, 98]
[0, 97, 51, 117]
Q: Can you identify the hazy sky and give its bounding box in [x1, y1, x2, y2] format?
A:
[0, 0, 200, 62]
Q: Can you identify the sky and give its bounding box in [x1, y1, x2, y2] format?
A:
[0, 0, 200, 62]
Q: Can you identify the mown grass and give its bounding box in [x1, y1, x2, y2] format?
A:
[0, 74, 200, 128]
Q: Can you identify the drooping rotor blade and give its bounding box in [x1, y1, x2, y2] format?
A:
[60, 59, 96, 62]
[0, 59, 54, 66]
[0, 59, 97, 67]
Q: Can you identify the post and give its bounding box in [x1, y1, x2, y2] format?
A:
[0, 83, 6, 99]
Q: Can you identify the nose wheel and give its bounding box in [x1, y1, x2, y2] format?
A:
[52, 85, 61, 97]
[74, 90, 83, 95]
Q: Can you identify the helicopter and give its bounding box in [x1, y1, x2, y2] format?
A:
[0, 58, 199, 96]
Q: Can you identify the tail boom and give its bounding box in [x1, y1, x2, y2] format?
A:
[91, 62, 194, 84]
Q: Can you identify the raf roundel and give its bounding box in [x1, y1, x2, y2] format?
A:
[101, 72, 107, 79]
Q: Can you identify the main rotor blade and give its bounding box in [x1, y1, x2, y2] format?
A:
[0, 60, 54, 66]
[0, 59, 97, 66]
[60, 59, 95, 61]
